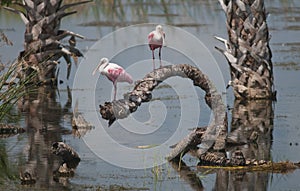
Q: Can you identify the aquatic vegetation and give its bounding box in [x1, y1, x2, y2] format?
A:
[0, 142, 18, 184]
[0, 0, 299, 190]
[0, 61, 36, 122]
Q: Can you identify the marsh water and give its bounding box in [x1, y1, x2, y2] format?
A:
[1, 0, 300, 190]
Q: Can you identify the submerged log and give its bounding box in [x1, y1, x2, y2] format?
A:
[198, 150, 245, 166]
[198, 150, 299, 174]
[99, 64, 227, 156]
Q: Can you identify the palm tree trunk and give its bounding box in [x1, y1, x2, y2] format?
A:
[4, 0, 90, 85]
[217, 0, 276, 100]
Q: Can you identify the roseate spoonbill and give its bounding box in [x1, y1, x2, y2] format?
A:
[148, 25, 166, 70]
[93, 58, 133, 100]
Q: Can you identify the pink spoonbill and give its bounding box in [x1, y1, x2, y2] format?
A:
[93, 58, 133, 100]
[148, 25, 166, 70]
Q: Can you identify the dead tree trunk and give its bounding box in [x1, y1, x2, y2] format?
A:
[4, 0, 90, 85]
[99, 64, 227, 156]
[217, 0, 276, 100]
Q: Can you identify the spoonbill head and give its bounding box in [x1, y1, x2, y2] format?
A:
[148, 25, 166, 70]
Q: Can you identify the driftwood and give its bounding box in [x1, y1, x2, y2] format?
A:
[51, 142, 80, 177]
[99, 64, 227, 157]
[0, 123, 25, 138]
[217, 0, 276, 100]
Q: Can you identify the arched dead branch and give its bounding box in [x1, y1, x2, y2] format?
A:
[99, 64, 227, 157]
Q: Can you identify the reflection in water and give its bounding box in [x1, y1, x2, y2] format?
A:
[72, 100, 94, 138]
[17, 87, 73, 188]
[0, 0, 299, 190]
[214, 170, 268, 191]
[213, 99, 274, 191]
[170, 159, 204, 191]
[0, 142, 16, 185]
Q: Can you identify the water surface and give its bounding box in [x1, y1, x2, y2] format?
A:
[0, 0, 300, 190]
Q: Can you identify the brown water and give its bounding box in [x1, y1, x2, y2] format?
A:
[0, 0, 300, 190]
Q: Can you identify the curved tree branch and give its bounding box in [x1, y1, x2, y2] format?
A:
[99, 64, 227, 157]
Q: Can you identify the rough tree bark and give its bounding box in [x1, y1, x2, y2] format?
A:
[99, 64, 227, 156]
[189, 0, 282, 169]
[217, 0, 276, 100]
[4, 0, 90, 85]
[227, 99, 273, 151]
